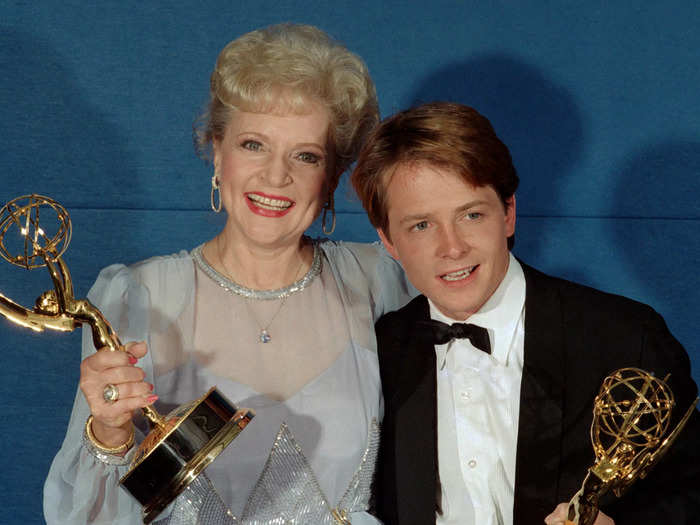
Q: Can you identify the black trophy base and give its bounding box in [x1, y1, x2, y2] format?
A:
[119, 387, 253, 523]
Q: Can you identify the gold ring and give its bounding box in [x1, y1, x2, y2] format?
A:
[103, 383, 119, 403]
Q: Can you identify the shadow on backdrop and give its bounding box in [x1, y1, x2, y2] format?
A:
[608, 140, 700, 364]
[407, 54, 584, 265]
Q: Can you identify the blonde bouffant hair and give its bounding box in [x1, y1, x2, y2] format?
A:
[195, 23, 379, 192]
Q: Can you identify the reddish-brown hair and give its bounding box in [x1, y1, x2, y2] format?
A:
[351, 102, 519, 245]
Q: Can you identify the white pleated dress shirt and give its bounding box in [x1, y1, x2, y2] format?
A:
[432, 254, 526, 525]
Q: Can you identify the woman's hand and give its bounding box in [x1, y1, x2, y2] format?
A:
[544, 503, 615, 525]
[79, 341, 156, 448]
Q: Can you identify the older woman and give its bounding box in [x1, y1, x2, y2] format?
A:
[44, 24, 412, 524]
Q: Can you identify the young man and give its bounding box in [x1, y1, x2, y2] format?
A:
[351, 102, 699, 525]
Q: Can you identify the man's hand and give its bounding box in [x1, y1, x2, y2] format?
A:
[544, 503, 615, 525]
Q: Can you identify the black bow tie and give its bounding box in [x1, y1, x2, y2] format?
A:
[419, 320, 492, 354]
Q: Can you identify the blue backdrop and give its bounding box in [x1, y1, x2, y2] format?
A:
[1, 2, 699, 523]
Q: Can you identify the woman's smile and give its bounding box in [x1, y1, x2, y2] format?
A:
[245, 192, 295, 216]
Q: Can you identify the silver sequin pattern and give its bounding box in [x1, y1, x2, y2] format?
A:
[157, 419, 380, 524]
[156, 474, 237, 524]
[337, 418, 380, 513]
[192, 243, 322, 300]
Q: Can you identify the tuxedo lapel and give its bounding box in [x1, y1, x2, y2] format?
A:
[382, 295, 439, 524]
[513, 263, 566, 524]
[391, 296, 435, 403]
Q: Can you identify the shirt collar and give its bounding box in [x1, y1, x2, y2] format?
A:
[428, 253, 526, 365]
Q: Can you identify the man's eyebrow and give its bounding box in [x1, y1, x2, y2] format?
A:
[396, 200, 489, 225]
[455, 200, 489, 212]
[397, 213, 430, 226]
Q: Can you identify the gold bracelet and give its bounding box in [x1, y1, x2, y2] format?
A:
[85, 415, 135, 455]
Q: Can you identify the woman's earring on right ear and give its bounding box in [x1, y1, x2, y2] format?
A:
[322, 193, 336, 235]
[210, 174, 222, 213]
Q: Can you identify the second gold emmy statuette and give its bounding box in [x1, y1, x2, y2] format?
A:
[0, 194, 254, 523]
[565, 367, 698, 525]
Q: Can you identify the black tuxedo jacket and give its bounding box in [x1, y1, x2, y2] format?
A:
[375, 262, 700, 524]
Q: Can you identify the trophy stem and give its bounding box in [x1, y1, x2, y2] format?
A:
[141, 405, 166, 429]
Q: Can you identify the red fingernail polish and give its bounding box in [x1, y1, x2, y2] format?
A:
[128, 354, 138, 364]
[146, 394, 158, 404]
[148, 383, 154, 391]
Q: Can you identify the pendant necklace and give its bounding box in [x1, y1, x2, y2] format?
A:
[244, 254, 306, 343]
[247, 296, 286, 343]
[192, 241, 322, 344]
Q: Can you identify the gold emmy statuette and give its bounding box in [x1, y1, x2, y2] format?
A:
[565, 367, 698, 525]
[0, 194, 254, 523]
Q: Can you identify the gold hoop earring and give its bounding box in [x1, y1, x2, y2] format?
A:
[210, 174, 222, 213]
[322, 193, 336, 235]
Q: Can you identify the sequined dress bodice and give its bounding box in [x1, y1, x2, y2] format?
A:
[154, 354, 381, 524]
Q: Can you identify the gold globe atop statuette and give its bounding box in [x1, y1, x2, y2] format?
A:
[593, 368, 674, 471]
[566, 367, 698, 525]
[0, 194, 71, 269]
[0, 194, 254, 523]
